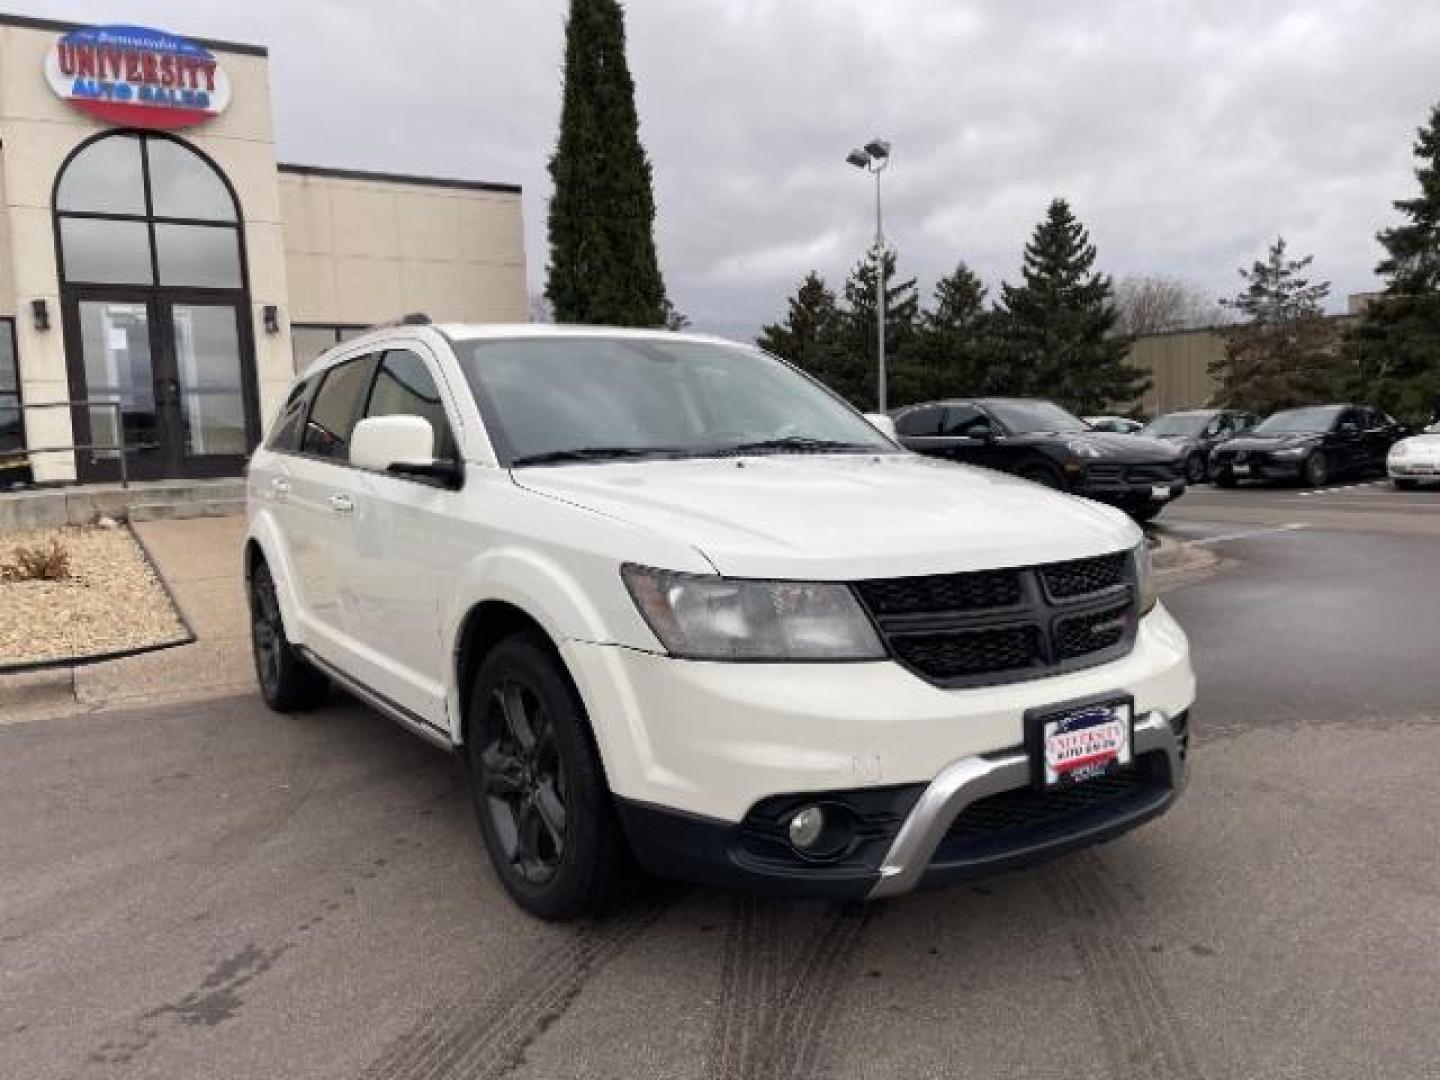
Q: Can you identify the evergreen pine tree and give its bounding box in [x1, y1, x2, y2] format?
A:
[757, 272, 847, 389]
[837, 246, 921, 409]
[900, 261, 990, 403]
[1346, 102, 1440, 422]
[1211, 237, 1340, 413]
[544, 0, 668, 326]
[995, 199, 1148, 411]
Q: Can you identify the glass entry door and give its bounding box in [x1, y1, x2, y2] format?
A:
[63, 292, 258, 482]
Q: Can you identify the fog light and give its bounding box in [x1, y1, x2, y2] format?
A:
[787, 805, 826, 851]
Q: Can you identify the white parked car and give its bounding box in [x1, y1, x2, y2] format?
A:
[1388, 421, 1440, 489]
[1084, 415, 1144, 435]
[245, 322, 1194, 919]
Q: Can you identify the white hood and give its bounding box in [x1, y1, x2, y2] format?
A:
[513, 453, 1139, 579]
[1393, 433, 1440, 458]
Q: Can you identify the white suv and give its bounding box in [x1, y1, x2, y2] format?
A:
[246, 322, 1194, 920]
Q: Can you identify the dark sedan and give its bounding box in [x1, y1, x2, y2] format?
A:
[1140, 408, 1260, 484]
[1209, 404, 1404, 488]
[894, 397, 1187, 521]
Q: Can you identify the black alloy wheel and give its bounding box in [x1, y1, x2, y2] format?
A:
[466, 634, 629, 920]
[479, 681, 568, 888]
[1303, 451, 1330, 488]
[248, 560, 328, 711]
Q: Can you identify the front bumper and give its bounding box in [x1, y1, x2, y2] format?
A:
[1073, 462, 1186, 505]
[1389, 459, 1440, 480]
[615, 709, 1189, 900]
[1215, 451, 1307, 480]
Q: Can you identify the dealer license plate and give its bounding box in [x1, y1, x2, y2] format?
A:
[1031, 700, 1133, 788]
[1232, 463, 1251, 477]
[1151, 484, 1172, 501]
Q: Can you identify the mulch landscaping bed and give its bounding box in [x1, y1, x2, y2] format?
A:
[0, 524, 189, 670]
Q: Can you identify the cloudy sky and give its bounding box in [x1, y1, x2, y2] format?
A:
[25, 0, 1440, 338]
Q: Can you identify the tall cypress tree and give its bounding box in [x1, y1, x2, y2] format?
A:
[995, 199, 1148, 411]
[1346, 102, 1440, 422]
[545, 0, 667, 326]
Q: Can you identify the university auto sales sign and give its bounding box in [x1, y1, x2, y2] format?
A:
[45, 25, 231, 130]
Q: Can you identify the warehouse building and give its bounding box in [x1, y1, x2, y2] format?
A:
[0, 15, 527, 487]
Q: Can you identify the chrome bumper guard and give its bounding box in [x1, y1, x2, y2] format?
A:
[868, 710, 1187, 899]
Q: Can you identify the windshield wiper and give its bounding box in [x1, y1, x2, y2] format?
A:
[717, 436, 876, 456]
[510, 446, 690, 467]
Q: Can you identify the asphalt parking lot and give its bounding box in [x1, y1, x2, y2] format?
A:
[3, 481, 1438, 1080]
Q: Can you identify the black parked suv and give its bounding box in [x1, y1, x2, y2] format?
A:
[895, 398, 1187, 521]
[1140, 408, 1260, 484]
[1209, 404, 1404, 488]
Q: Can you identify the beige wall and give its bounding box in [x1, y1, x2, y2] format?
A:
[1125, 329, 1225, 416]
[279, 169, 527, 345]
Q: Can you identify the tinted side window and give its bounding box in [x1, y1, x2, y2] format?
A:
[301, 358, 373, 461]
[364, 349, 458, 461]
[266, 378, 312, 453]
[1336, 409, 1362, 432]
[896, 407, 942, 436]
[941, 404, 991, 437]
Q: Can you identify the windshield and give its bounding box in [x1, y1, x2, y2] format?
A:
[1143, 413, 1210, 437]
[985, 400, 1090, 435]
[452, 336, 896, 466]
[1251, 406, 1342, 435]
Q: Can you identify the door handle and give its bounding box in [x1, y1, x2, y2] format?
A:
[328, 493, 354, 514]
[271, 477, 291, 498]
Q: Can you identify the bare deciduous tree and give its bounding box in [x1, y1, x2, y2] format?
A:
[1112, 275, 1224, 338]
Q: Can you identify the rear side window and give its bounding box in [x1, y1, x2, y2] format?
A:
[896, 406, 942, 436]
[364, 349, 458, 461]
[302, 357, 373, 461]
[266, 378, 312, 453]
[941, 404, 991, 438]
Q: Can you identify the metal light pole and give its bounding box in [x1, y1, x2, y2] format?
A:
[846, 139, 891, 412]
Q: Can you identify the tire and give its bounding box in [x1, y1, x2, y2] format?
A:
[1302, 451, 1330, 488]
[248, 559, 329, 712]
[466, 633, 629, 921]
[1394, 478, 1419, 491]
[1129, 501, 1164, 523]
[1185, 452, 1207, 485]
[1018, 463, 1065, 490]
[1213, 467, 1237, 488]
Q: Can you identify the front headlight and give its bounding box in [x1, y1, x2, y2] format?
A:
[1065, 440, 1104, 458]
[621, 565, 886, 661]
[1273, 443, 1311, 458]
[1133, 543, 1157, 615]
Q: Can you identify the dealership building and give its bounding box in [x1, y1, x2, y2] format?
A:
[0, 14, 527, 487]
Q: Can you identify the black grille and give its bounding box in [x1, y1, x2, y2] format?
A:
[1126, 462, 1183, 484]
[852, 552, 1137, 687]
[947, 766, 1151, 841]
[854, 569, 1021, 615]
[890, 625, 1042, 681]
[1055, 602, 1132, 659]
[1040, 552, 1128, 599]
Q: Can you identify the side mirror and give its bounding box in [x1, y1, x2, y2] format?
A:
[351, 415, 462, 487]
[863, 413, 898, 440]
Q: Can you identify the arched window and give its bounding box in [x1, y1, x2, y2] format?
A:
[54, 133, 243, 289]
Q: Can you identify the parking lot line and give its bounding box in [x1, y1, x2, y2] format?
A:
[1182, 523, 1309, 546]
